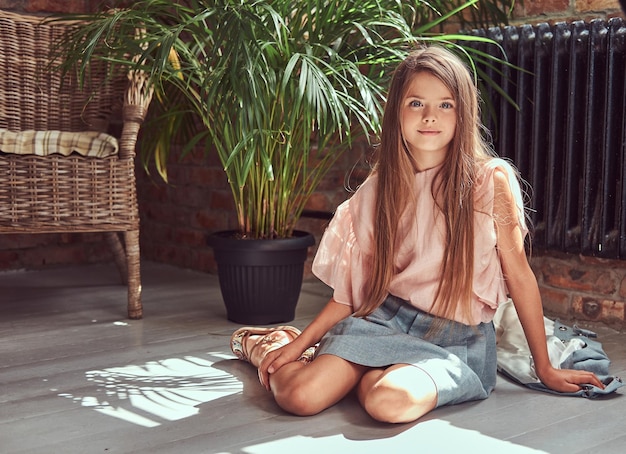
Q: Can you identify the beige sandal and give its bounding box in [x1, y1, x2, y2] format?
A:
[298, 344, 318, 364]
[230, 325, 302, 364]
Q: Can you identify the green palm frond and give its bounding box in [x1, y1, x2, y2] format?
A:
[51, 0, 520, 238]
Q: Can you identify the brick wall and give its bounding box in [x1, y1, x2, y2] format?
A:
[514, 0, 623, 22]
[1, 0, 625, 327]
[137, 148, 233, 274]
[532, 254, 626, 329]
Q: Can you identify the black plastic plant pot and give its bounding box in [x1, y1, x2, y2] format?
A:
[207, 230, 315, 325]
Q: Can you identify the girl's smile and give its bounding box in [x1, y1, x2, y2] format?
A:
[418, 129, 441, 135]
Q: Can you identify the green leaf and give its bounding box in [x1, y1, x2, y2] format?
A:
[51, 0, 523, 238]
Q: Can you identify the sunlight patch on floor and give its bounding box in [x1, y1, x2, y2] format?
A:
[237, 419, 549, 454]
[58, 352, 241, 427]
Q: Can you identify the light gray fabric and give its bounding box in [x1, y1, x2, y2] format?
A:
[494, 299, 623, 397]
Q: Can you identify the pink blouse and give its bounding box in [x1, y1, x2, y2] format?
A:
[312, 158, 528, 325]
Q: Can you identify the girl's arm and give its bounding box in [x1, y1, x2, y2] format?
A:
[493, 169, 604, 392]
[258, 298, 353, 390]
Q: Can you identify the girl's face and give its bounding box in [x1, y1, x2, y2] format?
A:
[400, 71, 457, 171]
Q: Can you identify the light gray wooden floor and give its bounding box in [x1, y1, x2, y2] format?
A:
[1, 261, 625, 454]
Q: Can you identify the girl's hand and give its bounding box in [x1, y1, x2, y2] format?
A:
[257, 339, 308, 391]
[255, 298, 350, 391]
[537, 366, 605, 393]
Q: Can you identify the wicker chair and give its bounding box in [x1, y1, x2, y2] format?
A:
[0, 10, 153, 319]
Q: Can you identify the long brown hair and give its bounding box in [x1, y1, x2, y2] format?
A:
[354, 45, 495, 323]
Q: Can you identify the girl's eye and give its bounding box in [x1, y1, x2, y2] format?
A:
[440, 102, 454, 109]
[409, 100, 422, 108]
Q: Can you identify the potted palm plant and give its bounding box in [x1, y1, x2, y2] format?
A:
[54, 0, 516, 324]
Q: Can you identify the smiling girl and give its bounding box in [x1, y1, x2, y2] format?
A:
[229, 45, 604, 423]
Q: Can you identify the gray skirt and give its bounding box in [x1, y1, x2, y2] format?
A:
[316, 295, 497, 407]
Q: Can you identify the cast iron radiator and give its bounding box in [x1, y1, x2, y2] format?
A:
[469, 18, 626, 259]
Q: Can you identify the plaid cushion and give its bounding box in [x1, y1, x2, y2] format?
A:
[0, 129, 119, 158]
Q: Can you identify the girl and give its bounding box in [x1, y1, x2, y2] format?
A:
[229, 45, 604, 423]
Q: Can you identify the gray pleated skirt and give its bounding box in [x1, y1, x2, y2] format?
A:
[315, 295, 497, 407]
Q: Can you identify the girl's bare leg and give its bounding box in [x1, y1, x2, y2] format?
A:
[269, 354, 369, 416]
[357, 364, 438, 423]
[239, 331, 368, 416]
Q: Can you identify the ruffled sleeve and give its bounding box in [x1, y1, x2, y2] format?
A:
[312, 177, 377, 311]
[471, 158, 529, 322]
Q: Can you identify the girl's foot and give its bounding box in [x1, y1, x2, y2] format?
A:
[230, 326, 301, 368]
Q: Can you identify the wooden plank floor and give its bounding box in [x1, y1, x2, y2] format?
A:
[1, 261, 624, 454]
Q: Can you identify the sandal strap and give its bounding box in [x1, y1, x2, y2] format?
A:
[230, 325, 301, 363]
[297, 344, 318, 364]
